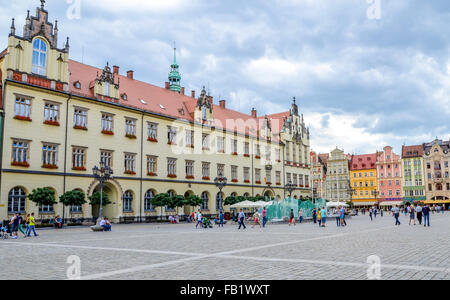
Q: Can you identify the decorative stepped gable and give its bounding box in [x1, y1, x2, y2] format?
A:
[281, 97, 309, 142]
[4, 0, 70, 91]
[92, 62, 120, 102]
[194, 86, 214, 124]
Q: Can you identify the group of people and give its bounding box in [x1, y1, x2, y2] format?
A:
[392, 204, 432, 227]
[5, 213, 38, 239]
[99, 217, 112, 231]
[192, 210, 215, 229]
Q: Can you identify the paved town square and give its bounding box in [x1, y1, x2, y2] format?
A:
[1, 213, 450, 280]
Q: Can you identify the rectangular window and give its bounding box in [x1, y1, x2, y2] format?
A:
[293, 174, 298, 186]
[231, 166, 238, 181]
[201, 162, 210, 179]
[39, 204, 54, 214]
[42, 143, 58, 167]
[14, 97, 32, 120]
[217, 164, 225, 177]
[148, 123, 158, 141]
[186, 130, 194, 147]
[125, 118, 136, 137]
[244, 142, 250, 156]
[72, 147, 86, 170]
[255, 169, 261, 183]
[305, 175, 309, 187]
[265, 146, 271, 161]
[232, 139, 238, 154]
[256, 144, 261, 158]
[100, 150, 113, 168]
[276, 171, 281, 184]
[168, 126, 177, 145]
[202, 134, 210, 150]
[286, 142, 290, 160]
[74, 108, 88, 129]
[167, 158, 177, 177]
[101, 113, 114, 133]
[265, 169, 271, 184]
[217, 136, 225, 153]
[186, 161, 195, 178]
[124, 153, 136, 174]
[44, 102, 59, 124]
[147, 156, 157, 175]
[104, 82, 110, 97]
[12, 140, 30, 166]
[244, 167, 250, 182]
[287, 172, 292, 184]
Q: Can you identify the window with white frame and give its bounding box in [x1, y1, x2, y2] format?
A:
[101, 113, 113, 132]
[255, 169, 261, 183]
[104, 82, 110, 97]
[186, 160, 194, 178]
[147, 156, 157, 175]
[202, 162, 210, 179]
[168, 126, 177, 144]
[44, 102, 59, 123]
[244, 142, 250, 155]
[202, 134, 210, 150]
[217, 136, 225, 153]
[74, 108, 87, 128]
[125, 118, 136, 137]
[287, 172, 292, 184]
[15, 97, 32, 119]
[124, 153, 136, 173]
[305, 175, 309, 186]
[123, 190, 133, 212]
[217, 164, 225, 177]
[276, 171, 281, 184]
[72, 147, 86, 169]
[244, 167, 250, 182]
[299, 174, 304, 186]
[186, 130, 194, 147]
[256, 144, 261, 157]
[40, 203, 54, 213]
[276, 148, 281, 161]
[32, 38, 47, 76]
[148, 123, 158, 140]
[293, 174, 298, 186]
[231, 166, 238, 181]
[100, 150, 113, 168]
[266, 169, 271, 183]
[265, 146, 271, 161]
[8, 187, 26, 213]
[167, 158, 177, 176]
[286, 142, 290, 160]
[42, 143, 58, 167]
[12, 140, 30, 165]
[201, 192, 209, 210]
[293, 144, 297, 163]
[232, 139, 238, 154]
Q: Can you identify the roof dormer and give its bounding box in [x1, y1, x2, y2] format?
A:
[93, 62, 120, 101]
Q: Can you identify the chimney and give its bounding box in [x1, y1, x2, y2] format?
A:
[209, 96, 213, 105]
[165, 82, 170, 90]
[219, 100, 226, 109]
[191, 90, 196, 98]
[181, 87, 185, 95]
[113, 66, 119, 75]
[251, 108, 257, 118]
[127, 70, 134, 80]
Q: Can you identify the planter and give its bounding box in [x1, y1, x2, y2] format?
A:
[44, 120, 60, 126]
[231, 179, 238, 183]
[168, 174, 177, 178]
[244, 180, 250, 183]
[147, 172, 157, 177]
[186, 176, 195, 179]
[14, 115, 32, 122]
[202, 177, 211, 181]
[72, 166, 87, 171]
[255, 181, 262, 185]
[102, 130, 114, 135]
[125, 171, 136, 175]
[255, 156, 261, 159]
[148, 138, 158, 143]
[42, 164, 58, 169]
[244, 154, 250, 158]
[74, 125, 88, 131]
[12, 161, 30, 168]
[126, 134, 137, 139]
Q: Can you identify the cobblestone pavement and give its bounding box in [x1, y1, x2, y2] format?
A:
[1, 213, 450, 280]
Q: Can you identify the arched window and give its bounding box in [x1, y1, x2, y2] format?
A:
[8, 187, 26, 213]
[32, 38, 47, 76]
[144, 190, 155, 211]
[201, 192, 209, 210]
[166, 190, 175, 211]
[216, 192, 223, 211]
[123, 191, 133, 212]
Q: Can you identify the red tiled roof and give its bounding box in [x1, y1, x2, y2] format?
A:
[68, 60, 288, 141]
[318, 154, 329, 166]
[350, 153, 377, 171]
[402, 145, 424, 158]
[0, 48, 7, 59]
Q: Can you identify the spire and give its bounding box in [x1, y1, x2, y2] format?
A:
[41, 0, 46, 10]
[65, 37, 70, 52]
[291, 96, 299, 116]
[10, 18, 15, 36]
[168, 43, 181, 93]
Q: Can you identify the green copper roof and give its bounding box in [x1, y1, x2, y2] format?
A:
[169, 46, 181, 92]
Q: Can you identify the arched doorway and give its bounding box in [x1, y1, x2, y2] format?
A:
[91, 182, 120, 220]
[184, 190, 194, 215]
[263, 190, 274, 201]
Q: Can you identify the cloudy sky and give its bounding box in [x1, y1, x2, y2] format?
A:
[1, 0, 449, 154]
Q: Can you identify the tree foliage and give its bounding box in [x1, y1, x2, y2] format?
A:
[60, 190, 87, 207]
[151, 193, 170, 208]
[185, 195, 203, 207]
[28, 187, 57, 207]
[88, 192, 111, 206]
[168, 195, 186, 209]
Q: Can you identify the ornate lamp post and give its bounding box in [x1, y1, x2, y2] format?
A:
[374, 190, 380, 208]
[285, 180, 296, 199]
[214, 172, 227, 211]
[346, 181, 356, 209]
[91, 161, 113, 231]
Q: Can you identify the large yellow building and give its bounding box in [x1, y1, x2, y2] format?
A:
[0, 3, 312, 222]
[350, 154, 378, 207]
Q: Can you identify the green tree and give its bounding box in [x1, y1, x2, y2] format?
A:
[185, 195, 203, 210]
[88, 192, 112, 206]
[151, 193, 170, 219]
[168, 195, 186, 211]
[60, 190, 87, 220]
[224, 196, 238, 206]
[27, 187, 57, 221]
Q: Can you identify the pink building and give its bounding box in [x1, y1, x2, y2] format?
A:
[376, 146, 403, 205]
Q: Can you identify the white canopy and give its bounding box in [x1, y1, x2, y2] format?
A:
[254, 201, 273, 207]
[379, 201, 403, 207]
[230, 201, 259, 208]
[326, 202, 349, 208]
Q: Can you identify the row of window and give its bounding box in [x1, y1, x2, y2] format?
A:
[428, 183, 450, 191]
[286, 173, 310, 187]
[352, 172, 375, 178]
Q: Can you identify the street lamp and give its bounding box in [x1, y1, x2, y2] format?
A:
[374, 190, 380, 208]
[214, 172, 227, 211]
[285, 180, 296, 199]
[91, 161, 113, 230]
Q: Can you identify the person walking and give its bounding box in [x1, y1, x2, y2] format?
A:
[312, 208, 317, 224]
[298, 208, 303, 224]
[392, 206, 401, 226]
[262, 207, 268, 228]
[423, 205, 431, 227]
[321, 207, 327, 227]
[416, 205, 423, 225]
[289, 209, 296, 226]
[374, 207, 378, 218]
[9, 213, 20, 239]
[252, 209, 262, 228]
[335, 208, 341, 227]
[17, 213, 27, 237]
[27, 213, 38, 237]
[409, 205, 416, 226]
[317, 208, 322, 227]
[369, 208, 373, 221]
[380, 209, 384, 217]
[195, 210, 203, 229]
[340, 206, 347, 226]
[219, 210, 225, 228]
[238, 209, 246, 230]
